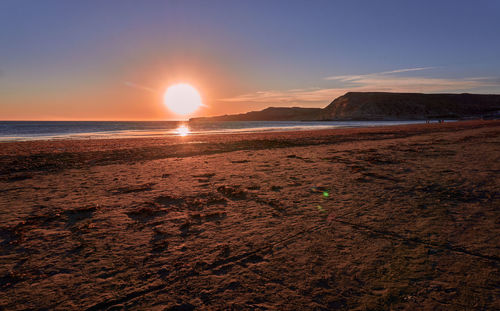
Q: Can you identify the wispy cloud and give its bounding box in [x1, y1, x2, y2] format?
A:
[381, 67, 435, 74]
[348, 76, 498, 93]
[324, 66, 435, 81]
[220, 88, 345, 104]
[124, 81, 159, 94]
[220, 67, 499, 104]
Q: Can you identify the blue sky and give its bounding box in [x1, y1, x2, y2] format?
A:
[1, 0, 499, 120]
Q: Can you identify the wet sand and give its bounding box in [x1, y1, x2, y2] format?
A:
[1, 120, 499, 310]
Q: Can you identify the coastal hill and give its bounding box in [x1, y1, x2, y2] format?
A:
[190, 92, 500, 121]
[190, 107, 323, 121]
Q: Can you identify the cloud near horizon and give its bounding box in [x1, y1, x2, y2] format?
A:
[324, 66, 436, 81]
[124, 81, 159, 94]
[220, 67, 499, 105]
[219, 87, 346, 105]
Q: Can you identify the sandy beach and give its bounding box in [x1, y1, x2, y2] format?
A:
[0, 120, 499, 310]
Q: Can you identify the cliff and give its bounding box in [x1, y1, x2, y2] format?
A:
[322, 92, 500, 120]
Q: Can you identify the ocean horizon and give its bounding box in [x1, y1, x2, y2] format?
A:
[0, 120, 433, 142]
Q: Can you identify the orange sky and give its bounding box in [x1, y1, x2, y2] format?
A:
[1, 57, 260, 121]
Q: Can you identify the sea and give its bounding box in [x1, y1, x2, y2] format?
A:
[0, 120, 430, 142]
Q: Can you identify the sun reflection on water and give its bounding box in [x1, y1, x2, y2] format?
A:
[175, 125, 190, 136]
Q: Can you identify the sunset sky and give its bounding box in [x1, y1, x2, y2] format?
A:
[1, 0, 500, 120]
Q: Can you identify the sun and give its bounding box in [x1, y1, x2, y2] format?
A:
[163, 83, 202, 115]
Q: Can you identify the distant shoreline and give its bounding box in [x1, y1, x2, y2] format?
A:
[0, 119, 447, 142]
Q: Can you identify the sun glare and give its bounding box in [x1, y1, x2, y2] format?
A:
[164, 84, 202, 115]
[175, 125, 190, 136]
